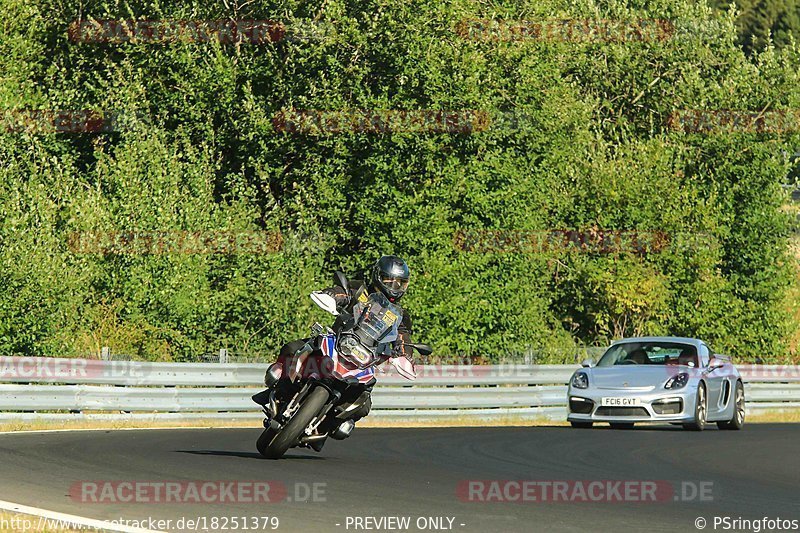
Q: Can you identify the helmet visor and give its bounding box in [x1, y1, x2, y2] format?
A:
[381, 276, 409, 293]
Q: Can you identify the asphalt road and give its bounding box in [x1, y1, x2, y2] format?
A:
[0, 424, 798, 533]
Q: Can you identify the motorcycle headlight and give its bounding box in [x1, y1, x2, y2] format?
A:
[665, 372, 689, 389]
[349, 344, 373, 366]
[571, 371, 589, 389]
[339, 336, 374, 366]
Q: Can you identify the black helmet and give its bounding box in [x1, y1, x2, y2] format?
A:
[371, 255, 410, 302]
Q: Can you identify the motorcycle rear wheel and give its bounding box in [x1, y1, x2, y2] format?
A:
[257, 385, 330, 459]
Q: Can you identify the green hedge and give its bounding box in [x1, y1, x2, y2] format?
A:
[0, 0, 798, 362]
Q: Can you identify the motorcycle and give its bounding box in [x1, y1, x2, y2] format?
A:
[252, 271, 431, 459]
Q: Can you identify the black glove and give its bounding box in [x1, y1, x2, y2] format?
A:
[321, 286, 350, 310]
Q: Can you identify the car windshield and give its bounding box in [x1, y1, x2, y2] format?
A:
[597, 341, 699, 367]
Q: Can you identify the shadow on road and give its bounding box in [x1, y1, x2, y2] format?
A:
[569, 424, 697, 432]
[175, 449, 325, 460]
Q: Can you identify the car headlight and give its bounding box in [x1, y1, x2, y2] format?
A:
[665, 372, 689, 389]
[571, 371, 589, 389]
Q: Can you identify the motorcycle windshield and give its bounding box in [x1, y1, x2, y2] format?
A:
[352, 292, 402, 344]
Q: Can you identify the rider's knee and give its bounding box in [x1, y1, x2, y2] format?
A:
[279, 339, 307, 360]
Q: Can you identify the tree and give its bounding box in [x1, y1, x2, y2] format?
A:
[0, 0, 798, 362]
[710, 0, 800, 54]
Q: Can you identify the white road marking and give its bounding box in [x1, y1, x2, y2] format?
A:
[0, 425, 255, 436]
[0, 499, 164, 532]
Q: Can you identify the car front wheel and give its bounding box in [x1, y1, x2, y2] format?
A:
[717, 380, 745, 430]
[683, 383, 707, 431]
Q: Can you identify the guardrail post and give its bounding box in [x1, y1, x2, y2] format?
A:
[219, 349, 228, 364]
[101, 347, 110, 361]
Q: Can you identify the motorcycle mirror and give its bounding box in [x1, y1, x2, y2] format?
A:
[411, 343, 433, 356]
[334, 270, 349, 293]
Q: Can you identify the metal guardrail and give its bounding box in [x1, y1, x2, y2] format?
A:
[0, 357, 798, 422]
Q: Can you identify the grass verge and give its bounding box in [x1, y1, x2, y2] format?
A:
[0, 511, 83, 532]
[0, 409, 798, 433]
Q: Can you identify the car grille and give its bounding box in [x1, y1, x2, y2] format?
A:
[569, 397, 594, 414]
[595, 406, 650, 417]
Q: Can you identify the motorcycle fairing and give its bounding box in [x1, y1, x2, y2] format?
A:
[320, 333, 375, 383]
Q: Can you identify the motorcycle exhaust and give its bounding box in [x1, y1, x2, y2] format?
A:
[331, 419, 355, 440]
[299, 434, 327, 444]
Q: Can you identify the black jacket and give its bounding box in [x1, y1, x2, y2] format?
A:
[320, 277, 414, 360]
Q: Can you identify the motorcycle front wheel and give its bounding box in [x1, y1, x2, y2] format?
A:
[257, 385, 330, 459]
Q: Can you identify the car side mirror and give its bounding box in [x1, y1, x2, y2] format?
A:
[581, 358, 594, 368]
[707, 358, 724, 371]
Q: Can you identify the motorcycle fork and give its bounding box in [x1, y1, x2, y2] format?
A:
[280, 382, 312, 421]
[305, 402, 334, 436]
[306, 386, 341, 434]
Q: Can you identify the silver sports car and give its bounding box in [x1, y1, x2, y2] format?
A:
[567, 336, 745, 431]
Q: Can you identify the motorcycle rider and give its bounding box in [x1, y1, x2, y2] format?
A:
[269, 255, 415, 446]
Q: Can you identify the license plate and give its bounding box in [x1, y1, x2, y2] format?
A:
[601, 397, 641, 406]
